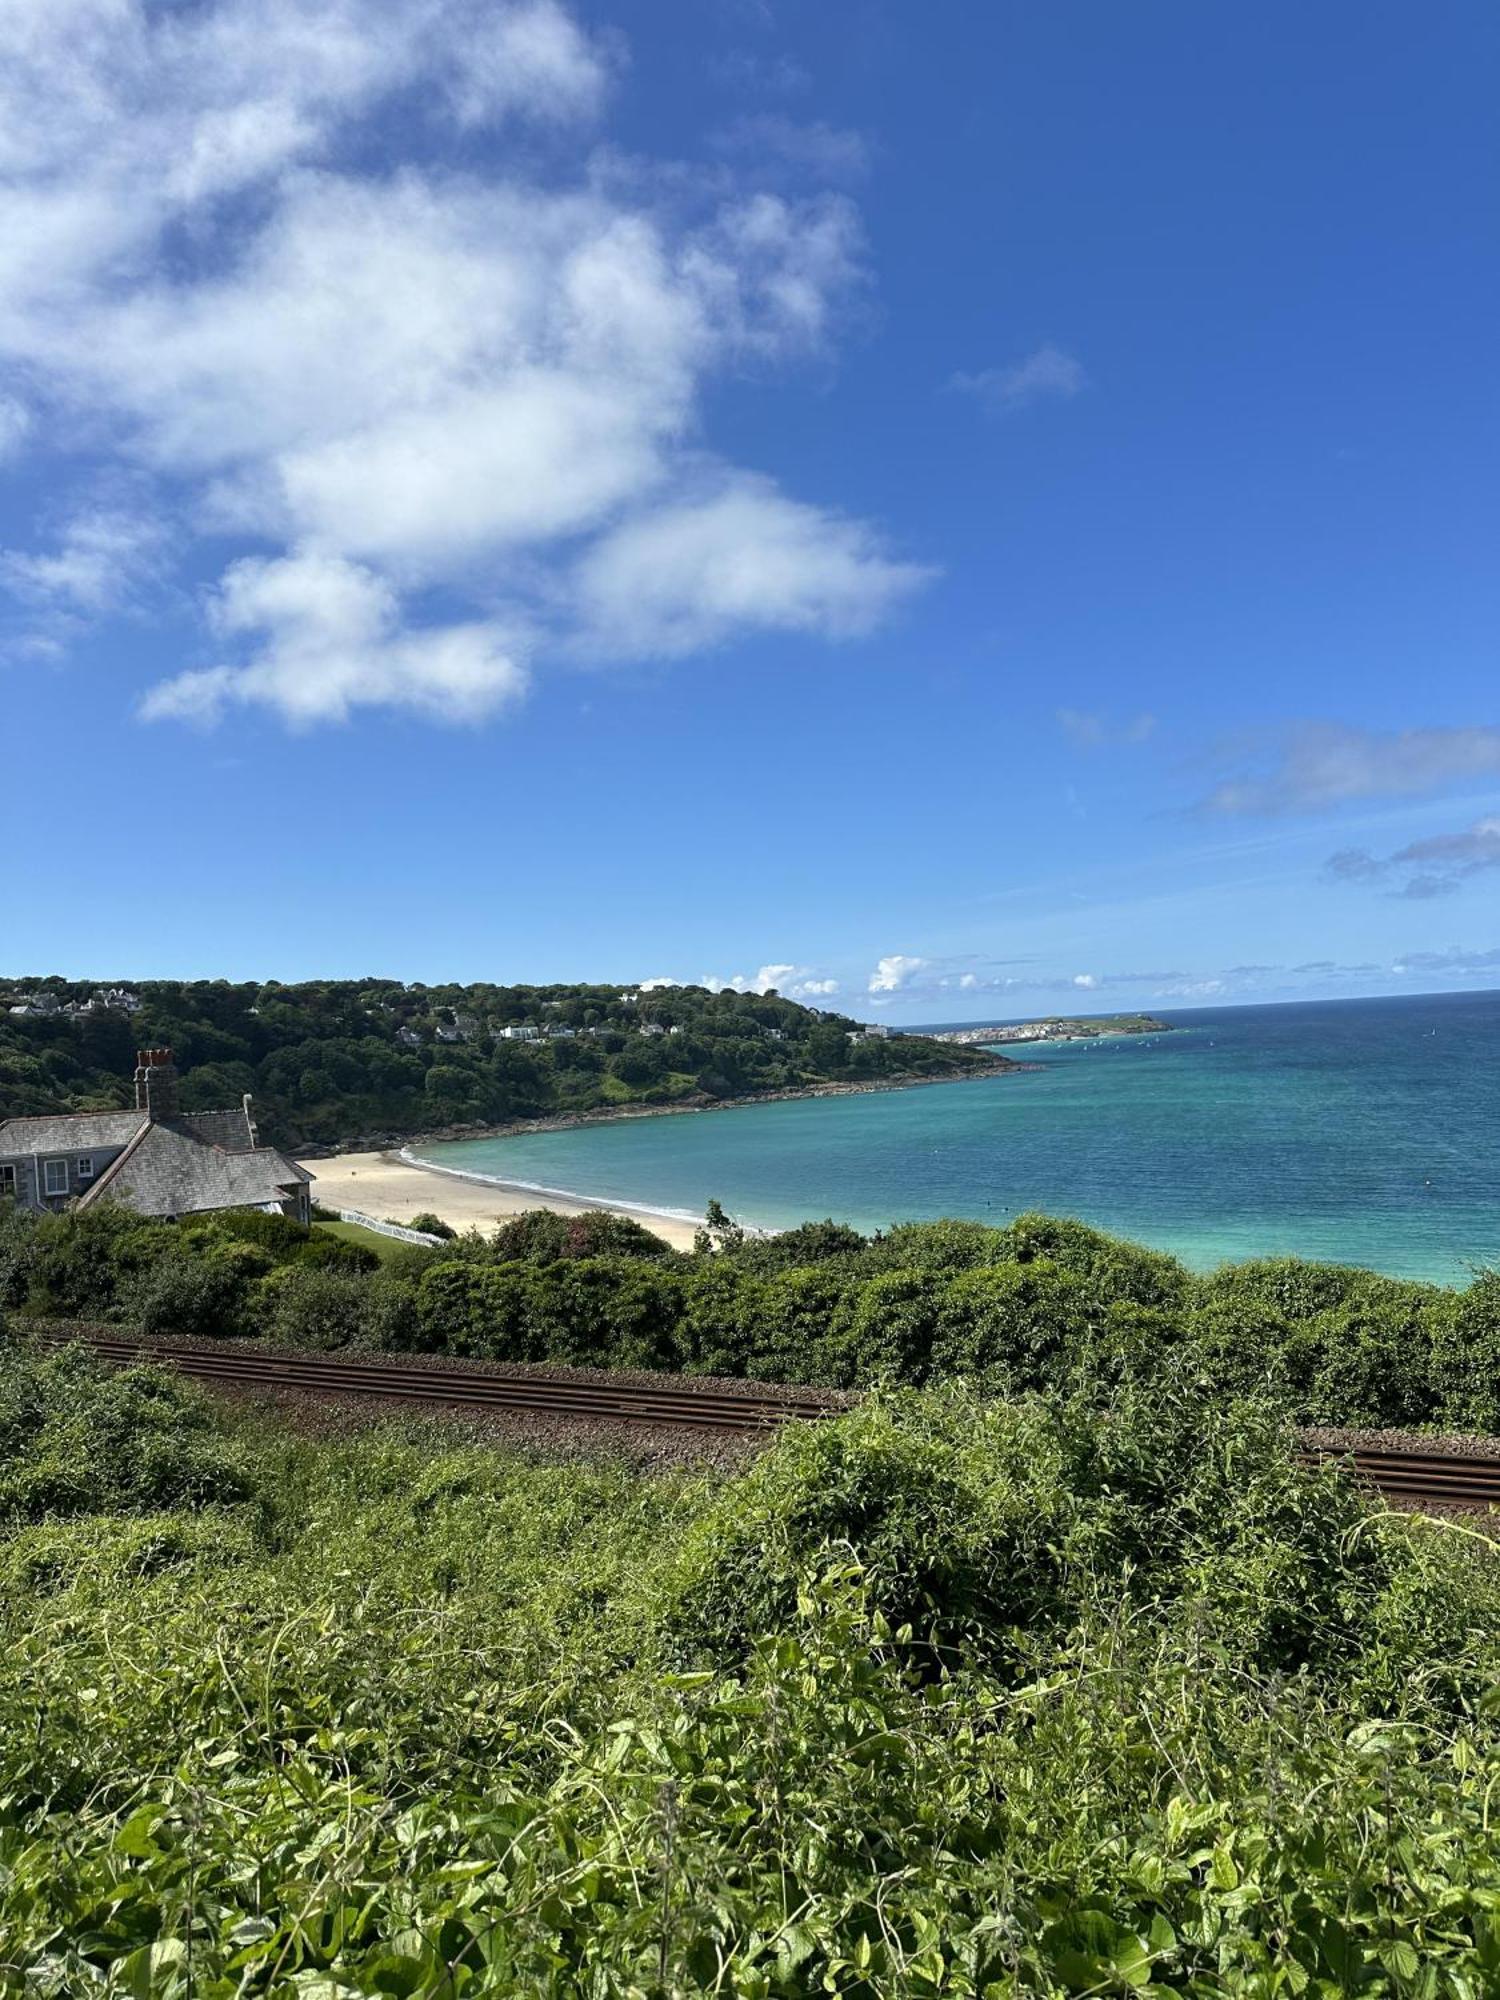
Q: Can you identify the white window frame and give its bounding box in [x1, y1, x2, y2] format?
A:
[77, 1155, 95, 1181]
[42, 1158, 70, 1197]
[0, 1164, 16, 1198]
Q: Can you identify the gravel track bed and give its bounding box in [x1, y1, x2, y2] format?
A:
[1300, 1424, 1500, 1461]
[30, 1322, 1500, 1482]
[28, 1320, 855, 1408]
[206, 1381, 766, 1471]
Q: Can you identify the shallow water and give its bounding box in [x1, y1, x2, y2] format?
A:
[417, 990, 1500, 1283]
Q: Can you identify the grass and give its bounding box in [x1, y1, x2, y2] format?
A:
[313, 1217, 414, 1265]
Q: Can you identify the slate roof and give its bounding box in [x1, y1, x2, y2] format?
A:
[79, 1121, 310, 1218]
[0, 1109, 147, 1155]
[0, 1104, 255, 1158]
[178, 1107, 256, 1152]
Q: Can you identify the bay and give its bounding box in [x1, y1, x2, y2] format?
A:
[415, 989, 1500, 1283]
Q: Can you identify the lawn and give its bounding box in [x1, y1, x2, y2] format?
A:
[313, 1216, 416, 1265]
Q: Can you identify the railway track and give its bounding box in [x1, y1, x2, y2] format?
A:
[29, 1327, 839, 1434]
[1297, 1441, 1500, 1515]
[25, 1328, 1500, 1510]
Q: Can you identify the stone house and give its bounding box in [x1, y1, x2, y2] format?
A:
[0, 1049, 312, 1223]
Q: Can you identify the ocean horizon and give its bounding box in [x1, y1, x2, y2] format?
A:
[416, 988, 1500, 1286]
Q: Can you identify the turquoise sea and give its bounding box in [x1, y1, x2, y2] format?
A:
[416, 990, 1500, 1285]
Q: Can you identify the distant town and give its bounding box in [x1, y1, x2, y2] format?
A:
[926, 1013, 1173, 1046]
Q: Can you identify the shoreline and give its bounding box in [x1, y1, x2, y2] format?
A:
[397, 1148, 728, 1239]
[305, 1148, 709, 1251]
[302, 1064, 1037, 1251]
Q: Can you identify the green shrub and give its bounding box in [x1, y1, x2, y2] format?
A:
[521, 1258, 687, 1371]
[118, 1248, 252, 1341]
[1, 1372, 1499, 1994]
[23, 1203, 146, 1319]
[8, 1202, 1500, 1436]
[999, 1209, 1192, 1310]
[256, 1264, 367, 1350]
[930, 1257, 1090, 1390]
[357, 1267, 425, 1351]
[1291, 1299, 1439, 1429]
[664, 1390, 1076, 1661]
[414, 1260, 537, 1358]
[1196, 1254, 1394, 1322]
[0, 1200, 37, 1309]
[406, 1210, 457, 1239]
[727, 1217, 867, 1274]
[0, 1342, 253, 1524]
[3, 1507, 260, 1602]
[744, 1265, 850, 1383]
[297, 1231, 381, 1274]
[864, 1216, 1008, 1274]
[675, 1262, 767, 1376]
[821, 1268, 946, 1388]
[486, 1207, 675, 1263]
[1430, 1268, 1500, 1430]
[200, 1208, 313, 1259]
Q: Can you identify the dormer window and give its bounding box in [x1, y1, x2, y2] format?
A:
[42, 1159, 69, 1197]
[77, 1156, 94, 1182]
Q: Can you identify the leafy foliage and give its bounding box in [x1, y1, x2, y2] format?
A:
[6, 1198, 1500, 1432]
[1, 1347, 1499, 1994]
[0, 975, 1005, 1147]
[0, 1341, 253, 1523]
[405, 1210, 457, 1239]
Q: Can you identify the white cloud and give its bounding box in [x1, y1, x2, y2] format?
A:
[839, 945, 1500, 1015]
[714, 115, 869, 183]
[140, 550, 527, 725]
[447, 0, 612, 127]
[0, 0, 923, 726]
[700, 962, 836, 1000]
[0, 508, 165, 613]
[1154, 977, 1225, 999]
[1200, 724, 1500, 815]
[576, 475, 931, 659]
[868, 954, 928, 994]
[682, 193, 866, 358]
[638, 976, 682, 991]
[0, 395, 29, 459]
[950, 344, 1087, 416]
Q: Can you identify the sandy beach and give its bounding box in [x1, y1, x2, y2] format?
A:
[302, 1149, 705, 1252]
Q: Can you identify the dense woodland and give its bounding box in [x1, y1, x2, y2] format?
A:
[0, 978, 1004, 1149]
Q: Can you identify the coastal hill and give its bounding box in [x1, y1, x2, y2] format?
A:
[927, 1012, 1172, 1046]
[0, 978, 1016, 1151]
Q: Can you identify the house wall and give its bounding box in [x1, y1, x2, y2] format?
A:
[0, 1145, 130, 1212]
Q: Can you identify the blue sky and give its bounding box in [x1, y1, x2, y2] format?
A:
[2, 0, 1496, 1021]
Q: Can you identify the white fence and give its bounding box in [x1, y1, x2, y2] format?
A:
[325, 1207, 446, 1247]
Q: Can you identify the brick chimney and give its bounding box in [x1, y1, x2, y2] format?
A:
[134, 1047, 180, 1121]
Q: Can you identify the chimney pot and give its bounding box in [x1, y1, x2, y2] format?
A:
[135, 1046, 179, 1119]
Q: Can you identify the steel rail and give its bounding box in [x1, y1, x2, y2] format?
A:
[1298, 1442, 1500, 1512]
[28, 1327, 1500, 1504]
[30, 1327, 838, 1432]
